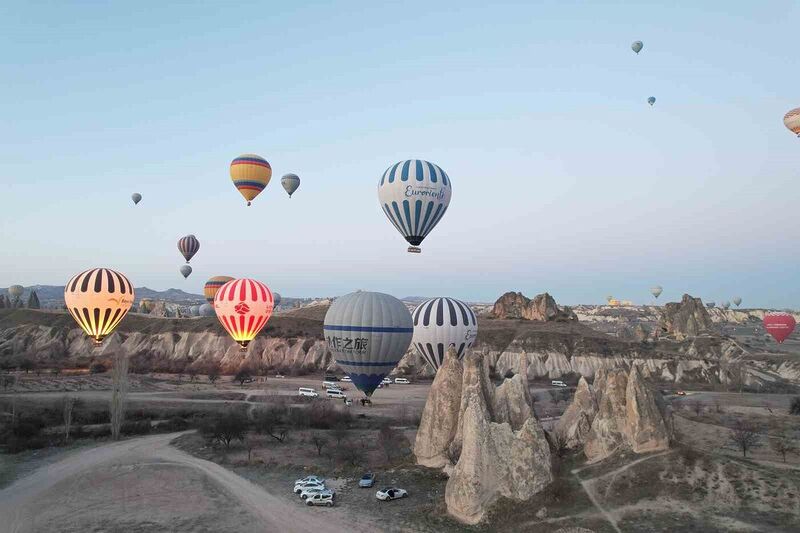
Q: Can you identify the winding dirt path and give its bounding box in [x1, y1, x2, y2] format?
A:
[0, 432, 377, 533]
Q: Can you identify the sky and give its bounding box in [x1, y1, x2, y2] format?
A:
[1, 1, 799, 308]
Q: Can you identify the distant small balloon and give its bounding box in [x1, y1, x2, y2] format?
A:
[722, 301, 730, 310]
[281, 174, 300, 198]
[650, 286, 663, 298]
[706, 302, 716, 308]
[733, 297, 742, 307]
[783, 108, 800, 137]
[273, 292, 282, 307]
[180, 265, 192, 279]
[131, 193, 142, 205]
[631, 41, 643, 54]
[189, 305, 201, 316]
[199, 303, 215, 317]
[8, 285, 24, 300]
[648, 97, 656, 106]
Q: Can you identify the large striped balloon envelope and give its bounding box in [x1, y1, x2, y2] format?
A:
[204, 275, 234, 304]
[213, 278, 274, 349]
[64, 268, 135, 345]
[377, 159, 452, 253]
[230, 154, 272, 206]
[323, 291, 413, 396]
[412, 297, 477, 371]
[177, 234, 200, 263]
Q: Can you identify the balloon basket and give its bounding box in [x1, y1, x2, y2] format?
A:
[407, 246, 421, 254]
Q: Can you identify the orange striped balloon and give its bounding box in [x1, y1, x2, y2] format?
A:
[204, 275, 234, 304]
[784, 108, 800, 137]
[64, 268, 134, 344]
[213, 278, 274, 349]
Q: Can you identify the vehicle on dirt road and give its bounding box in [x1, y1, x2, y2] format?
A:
[359, 473, 375, 488]
[551, 380, 567, 388]
[326, 389, 347, 400]
[300, 487, 334, 500]
[340, 376, 352, 382]
[306, 492, 335, 507]
[295, 475, 325, 485]
[381, 377, 392, 385]
[376, 487, 408, 501]
[298, 388, 319, 398]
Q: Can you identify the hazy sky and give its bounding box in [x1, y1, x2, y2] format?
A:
[2, 1, 799, 307]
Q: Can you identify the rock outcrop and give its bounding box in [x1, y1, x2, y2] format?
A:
[413, 347, 464, 468]
[554, 376, 597, 448]
[581, 366, 672, 463]
[416, 349, 552, 525]
[658, 294, 714, 340]
[492, 292, 577, 322]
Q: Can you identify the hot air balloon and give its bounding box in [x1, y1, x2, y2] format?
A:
[281, 173, 300, 198]
[177, 235, 199, 263]
[230, 154, 272, 206]
[650, 286, 663, 298]
[273, 292, 282, 307]
[204, 276, 235, 304]
[733, 297, 742, 307]
[648, 97, 656, 106]
[199, 303, 215, 317]
[378, 160, 452, 253]
[323, 291, 413, 396]
[180, 265, 192, 279]
[784, 108, 800, 137]
[763, 312, 796, 344]
[706, 302, 716, 308]
[8, 285, 24, 301]
[131, 193, 142, 205]
[64, 268, 134, 345]
[189, 305, 201, 317]
[631, 41, 643, 54]
[722, 301, 730, 310]
[412, 297, 477, 371]
[214, 278, 274, 349]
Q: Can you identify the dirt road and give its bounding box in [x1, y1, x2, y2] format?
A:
[0, 432, 378, 533]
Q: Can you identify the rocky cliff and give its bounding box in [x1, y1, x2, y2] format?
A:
[492, 291, 577, 322]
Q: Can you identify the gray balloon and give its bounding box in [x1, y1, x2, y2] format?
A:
[733, 297, 742, 307]
[281, 173, 300, 198]
[273, 292, 282, 306]
[648, 96, 656, 106]
[180, 265, 192, 279]
[722, 301, 730, 310]
[650, 286, 663, 298]
[706, 302, 716, 308]
[131, 193, 142, 205]
[190, 305, 201, 316]
[631, 41, 643, 54]
[199, 303, 215, 316]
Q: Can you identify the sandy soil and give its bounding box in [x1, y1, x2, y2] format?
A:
[0, 432, 377, 533]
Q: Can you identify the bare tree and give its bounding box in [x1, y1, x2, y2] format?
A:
[377, 425, 401, 462]
[187, 367, 198, 382]
[338, 441, 365, 466]
[726, 362, 747, 394]
[207, 364, 221, 385]
[790, 397, 800, 416]
[689, 399, 704, 417]
[206, 411, 248, 448]
[330, 422, 348, 447]
[713, 399, 724, 414]
[310, 434, 327, 456]
[253, 406, 288, 442]
[729, 420, 761, 458]
[548, 429, 570, 459]
[110, 352, 129, 441]
[61, 395, 77, 443]
[234, 367, 253, 386]
[769, 432, 798, 463]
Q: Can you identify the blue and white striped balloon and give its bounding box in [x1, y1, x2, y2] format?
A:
[378, 159, 452, 253]
[412, 297, 477, 371]
[323, 291, 413, 396]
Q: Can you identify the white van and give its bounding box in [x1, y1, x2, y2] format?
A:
[551, 380, 567, 388]
[326, 388, 347, 399]
[322, 381, 340, 390]
[299, 387, 319, 397]
[394, 377, 410, 384]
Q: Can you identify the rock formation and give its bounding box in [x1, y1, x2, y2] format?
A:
[579, 365, 671, 463]
[554, 376, 597, 448]
[413, 347, 464, 468]
[416, 349, 552, 525]
[492, 291, 577, 322]
[26, 290, 40, 309]
[658, 294, 714, 340]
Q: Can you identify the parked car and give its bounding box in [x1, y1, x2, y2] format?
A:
[322, 381, 340, 389]
[306, 492, 335, 507]
[359, 473, 376, 488]
[551, 380, 567, 388]
[295, 475, 325, 485]
[326, 389, 347, 399]
[275, 374, 286, 379]
[381, 377, 392, 385]
[298, 387, 319, 398]
[300, 486, 334, 500]
[394, 377, 410, 384]
[376, 487, 408, 501]
[676, 390, 687, 396]
[294, 480, 325, 494]
[340, 376, 352, 382]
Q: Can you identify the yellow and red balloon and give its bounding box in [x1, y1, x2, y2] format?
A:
[213, 278, 274, 349]
[230, 154, 272, 206]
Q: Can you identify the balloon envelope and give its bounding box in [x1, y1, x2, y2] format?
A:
[189, 305, 201, 317]
[648, 97, 656, 106]
[64, 268, 134, 344]
[204, 276, 235, 304]
[199, 303, 215, 317]
[650, 286, 663, 298]
[180, 265, 192, 278]
[273, 292, 282, 307]
[706, 302, 716, 308]
[378, 160, 452, 253]
[631, 41, 643, 54]
[722, 301, 730, 310]
[230, 154, 272, 206]
[178, 235, 199, 263]
[763, 312, 796, 344]
[281, 173, 300, 197]
[8, 285, 24, 299]
[131, 193, 142, 205]
[214, 278, 274, 348]
[733, 297, 742, 307]
[412, 297, 477, 371]
[324, 291, 413, 396]
[784, 108, 800, 136]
